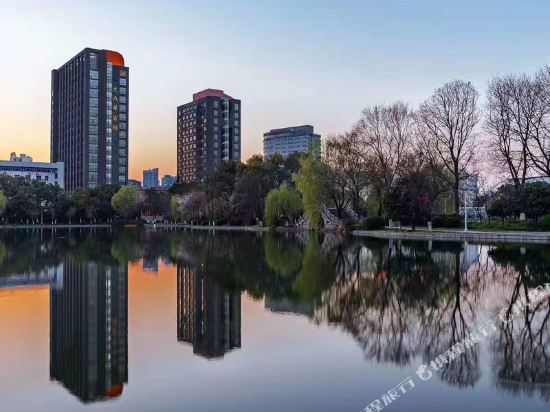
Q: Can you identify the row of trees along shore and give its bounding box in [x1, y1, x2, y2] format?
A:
[2, 65, 550, 229]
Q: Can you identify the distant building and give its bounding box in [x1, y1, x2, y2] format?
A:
[0, 152, 64, 188]
[127, 179, 142, 188]
[177, 89, 241, 183]
[143, 168, 159, 189]
[263, 125, 320, 158]
[51, 48, 129, 191]
[161, 175, 176, 190]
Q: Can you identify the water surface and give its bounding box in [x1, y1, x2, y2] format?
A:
[0, 228, 548, 411]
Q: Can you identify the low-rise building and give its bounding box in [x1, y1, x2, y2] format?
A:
[0, 152, 64, 188]
[128, 179, 142, 188]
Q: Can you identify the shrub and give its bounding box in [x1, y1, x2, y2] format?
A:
[432, 214, 462, 228]
[431, 215, 445, 228]
[363, 216, 386, 230]
[444, 214, 462, 228]
[541, 214, 550, 231]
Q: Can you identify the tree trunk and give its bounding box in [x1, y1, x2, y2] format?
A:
[454, 179, 460, 213]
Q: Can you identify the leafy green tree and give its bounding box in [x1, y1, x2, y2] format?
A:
[0, 192, 6, 217]
[264, 183, 302, 227]
[111, 186, 140, 219]
[293, 156, 328, 228]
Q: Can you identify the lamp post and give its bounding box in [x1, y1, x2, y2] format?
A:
[464, 188, 468, 232]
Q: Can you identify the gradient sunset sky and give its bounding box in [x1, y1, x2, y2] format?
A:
[2, 0, 550, 180]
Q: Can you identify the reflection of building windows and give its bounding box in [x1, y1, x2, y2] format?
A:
[119, 78, 127, 86]
[119, 149, 126, 157]
[50, 258, 128, 403]
[119, 123, 126, 130]
[177, 264, 241, 359]
[90, 79, 98, 89]
[120, 87, 127, 95]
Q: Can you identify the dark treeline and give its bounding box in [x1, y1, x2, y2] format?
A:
[0, 174, 172, 224]
[170, 153, 302, 225]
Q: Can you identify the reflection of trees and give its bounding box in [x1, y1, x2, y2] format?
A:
[263, 234, 303, 277]
[315, 239, 483, 387]
[489, 248, 550, 402]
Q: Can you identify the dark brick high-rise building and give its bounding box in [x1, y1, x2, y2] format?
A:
[51, 48, 129, 191]
[177, 89, 241, 183]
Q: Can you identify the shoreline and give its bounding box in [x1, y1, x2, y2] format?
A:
[353, 228, 550, 244]
[1, 223, 549, 243]
[0, 224, 112, 229]
[144, 223, 270, 232]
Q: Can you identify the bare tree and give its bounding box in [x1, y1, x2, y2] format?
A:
[417, 80, 480, 212]
[324, 131, 370, 214]
[354, 101, 416, 215]
[486, 74, 536, 190]
[322, 137, 352, 218]
[527, 66, 550, 177]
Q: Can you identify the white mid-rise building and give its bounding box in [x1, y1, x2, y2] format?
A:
[0, 152, 64, 189]
[263, 125, 321, 158]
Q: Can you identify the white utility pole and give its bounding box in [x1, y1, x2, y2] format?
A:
[464, 188, 468, 232]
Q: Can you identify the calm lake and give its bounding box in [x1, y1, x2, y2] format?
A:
[0, 228, 548, 412]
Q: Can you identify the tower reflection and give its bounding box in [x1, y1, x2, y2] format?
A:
[49, 257, 128, 403]
[177, 263, 241, 358]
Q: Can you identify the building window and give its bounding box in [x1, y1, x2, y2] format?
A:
[119, 78, 127, 86]
[120, 87, 127, 95]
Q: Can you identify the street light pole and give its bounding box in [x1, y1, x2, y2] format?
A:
[464, 187, 468, 232]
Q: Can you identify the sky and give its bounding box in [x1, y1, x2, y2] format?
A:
[2, 0, 550, 181]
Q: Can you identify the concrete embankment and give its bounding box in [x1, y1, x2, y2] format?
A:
[353, 229, 550, 244]
[144, 223, 270, 232]
[0, 224, 111, 229]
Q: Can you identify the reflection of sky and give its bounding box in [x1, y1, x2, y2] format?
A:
[0, 257, 548, 411]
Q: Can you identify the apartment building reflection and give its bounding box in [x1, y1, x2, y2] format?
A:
[177, 263, 241, 358]
[50, 257, 128, 403]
